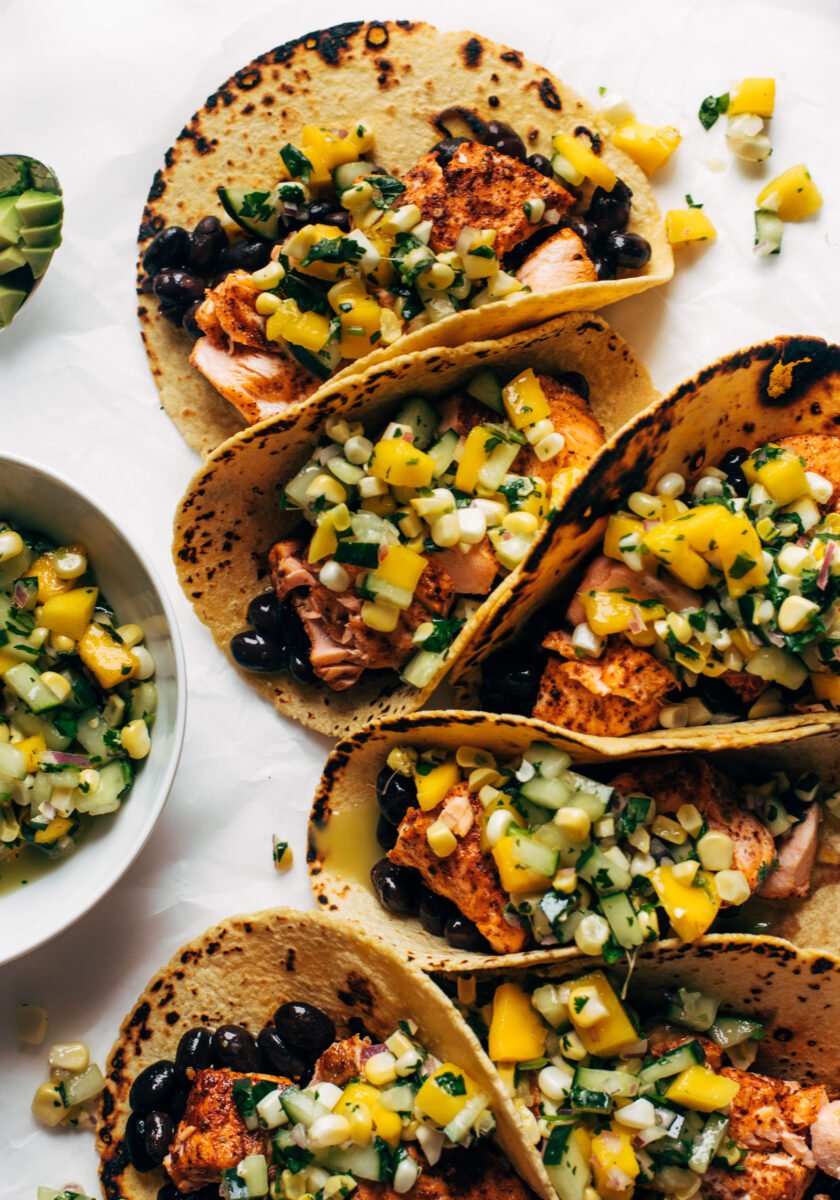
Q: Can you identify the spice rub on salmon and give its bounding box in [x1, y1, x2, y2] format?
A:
[388, 783, 527, 954]
[165, 1068, 288, 1192]
[398, 141, 576, 257]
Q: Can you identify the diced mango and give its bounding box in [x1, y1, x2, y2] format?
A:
[502, 369, 551, 431]
[415, 1063, 479, 1127]
[334, 1082, 401, 1145]
[328, 277, 368, 313]
[666, 208, 717, 244]
[728, 78, 775, 118]
[604, 513, 645, 561]
[39, 587, 99, 641]
[567, 972, 639, 1056]
[0, 649, 19, 674]
[265, 298, 332, 352]
[813, 673, 840, 706]
[286, 223, 344, 280]
[77, 623, 139, 689]
[340, 297, 384, 360]
[488, 983, 546, 1063]
[757, 165, 822, 222]
[649, 865, 720, 942]
[416, 760, 461, 812]
[308, 520, 338, 564]
[666, 1064, 740, 1112]
[674, 504, 730, 553]
[591, 1128, 640, 1200]
[455, 425, 493, 493]
[611, 122, 681, 175]
[552, 133, 617, 191]
[370, 438, 435, 488]
[34, 816, 74, 844]
[581, 590, 666, 637]
[743, 446, 808, 505]
[492, 836, 551, 895]
[301, 125, 362, 171]
[715, 511, 768, 599]
[17, 735, 46, 773]
[515, 478, 549, 520]
[30, 547, 85, 603]
[377, 543, 427, 592]
[641, 523, 711, 589]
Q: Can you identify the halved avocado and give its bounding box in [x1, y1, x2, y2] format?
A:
[20, 222, 62, 249]
[15, 189, 63, 227]
[21, 246, 54, 279]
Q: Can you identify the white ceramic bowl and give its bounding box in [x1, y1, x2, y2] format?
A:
[0, 454, 186, 964]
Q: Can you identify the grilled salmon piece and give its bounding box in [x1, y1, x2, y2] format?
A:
[777, 434, 840, 512]
[195, 270, 269, 351]
[516, 375, 606, 488]
[646, 1023, 724, 1071]
[760, 804, 821, 899]
[533, 636, 676, 736]
[165, 1068, 288, 1192]
[431, 540, 498, 596]
[190, 337, 318, 424]
[567, 555, 702, 628]
[516, 228, 597, 291]
[811, 1099, 840, 1179]
[389, 783, 527, 953]
[722, 1067, 829, 1153]
[355, 1143, 535, 1200]
[703, 1151, 813, 1200]
[609, 757, 777, 897]
[311, 1034, 369, 1086]
[399, 142, 574, 256]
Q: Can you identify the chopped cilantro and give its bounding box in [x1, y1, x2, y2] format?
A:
[239, 189, 274, 221]
[279, 143, 313, 180]
[698, 93, 730, 131]
[434, 1071, 467, 1096]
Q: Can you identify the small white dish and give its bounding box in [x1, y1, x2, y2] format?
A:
[0, 454, 186, 964]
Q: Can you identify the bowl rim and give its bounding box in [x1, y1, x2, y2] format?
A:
[0, 451, 187, 965]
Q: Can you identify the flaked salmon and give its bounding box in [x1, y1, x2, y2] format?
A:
[516, 227, 597, 291]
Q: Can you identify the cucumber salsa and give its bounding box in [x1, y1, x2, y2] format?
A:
[0, 522, 156, 875]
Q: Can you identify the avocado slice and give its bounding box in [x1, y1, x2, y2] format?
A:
[21, 246, 54, 279]
[15, 189, 63, 228]
[0, 283, 27, 328]
[0, 197, 21, 249]
[20, 222, 62, 249]
[0, 245, 26, 276]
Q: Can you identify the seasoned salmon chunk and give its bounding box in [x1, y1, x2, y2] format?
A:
[516, 227, 597, 291]
[389, 784, 527, 953]
[398, 142, 574, 256]
[703, 1151, 813, 1200]
[165, 1068, 288, 1192]
[777, 434, 840, 512]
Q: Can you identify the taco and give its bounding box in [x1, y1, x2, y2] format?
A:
[173, 313, 655, 738]
[137, 19, 672, 454]
[96, 907, 545, 1200]
[446, 335, 840, 757]
[440, 938, 840, 1200]
[308, 711, 840, 971]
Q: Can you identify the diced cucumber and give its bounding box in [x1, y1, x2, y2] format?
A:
[392, 397, 438, 449]
[3, 663, 61, 712]
[427, 429, 459, 479]
[638, 1041, 705, 1090]
[74, 710, 123, 762]
[688, 1113, 729, 1173]
[531, 983, 572, 1029]
[75, 760, 133, 816]
[576, 844, 632, 894]
[8, 703, 73, 751]
[283, 462, 321, 512]
[665, 988, 720, 1032]
[129, 681, 158, 724]
[521, 774, 572, 810]
[218, 185, 285, 241]
[61, 1064, 105, 1107]
[754, 209, 783, 257]
[319, 1143, 387, 1181]
[333, 161, 373, 192]
[444, 1089, 491, 1143]
[709, 1015, 764, 1049]
[400, 648, 446, 689]
[0, 739, 27, 781]
[220, 1169, 250, 1200]
[524, 742, 572, 779]
[466, 367, 504, 415]
[599, 891, 644, 948]
[279, 1086, 328, 1128]
[103, 694, 126, 728]
[567, 772, 614, 813]
[571, 1067, 638, 1112]
[477, 440, 521, 493]
[360, 573, 414, 610]
[378, 1083, 416, 1112]
[236, 1154, 269, 1198]
[543, 1123, 591, 1200]
[510, 828, 559, 878]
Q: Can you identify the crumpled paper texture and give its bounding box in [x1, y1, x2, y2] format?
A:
[0, 0, 837, 1194]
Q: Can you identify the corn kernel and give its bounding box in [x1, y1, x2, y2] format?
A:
[31, 1081, 66, 1127]
[255, 291, 282, 315]
[671, 860, 699, 886]
[252, 261, 286, 290]
[778, 595, 820, 634]
[40, 671, 71, 703]
[115, 623, 145, 648]
[554, 806, 591, 843]
[697, 831, 734, 871]
[364, 1051, 398, 1086]
[426, 819, 457, 857]
[48, 1042, 89, 1072]
[502, 511, 539, 536]
[651, 814, 687, 844]
[676, 803, 704, 837]
[16, 1003, 48, 1045]
[121, 719, 151, 760]
[574, 914, 611, 956]
[0, 530, 24, 562]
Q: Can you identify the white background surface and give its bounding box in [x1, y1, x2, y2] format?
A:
[1, 0, 838, 1194]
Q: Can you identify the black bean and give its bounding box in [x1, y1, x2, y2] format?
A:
[247, 593, 286, 634]
[593, 253, 618, 280]
[376, 765, 418, 826]
[444, 915, 491, 952]
[125, 1111, 157, 1172]
[377, 813, 399, 850]
[305, 200, 352, 232]
[129, 1060, 181, 1115]
[175, 1026, 215, 1074]
[158, 302, 189, 328]
[217, 239, 272, 274]
[479, 645, 545, 715]
[719, 446, 750, 493]
[143, 226, 190, 277]
[586, 179, 632, 236]
[187, 215, 227, 273]
[525, 153, 553, 178]
[418, 888, 456, 937]
[484, 119, 525, 161]
[370, 859, 422, 916]
[168, 1084, 189, 1124]
[564, 216, 597, 249]
[278, 601, 315, 685]
[604, 230, 652, 271]
[230, 629, 287, 673]
[182, 300, 204, 339]
[432, 137, 470, 168]
[257, 1026, 311, 1080]
[553, 370, 590, 403]
[144, 1110, 174, 1164]
[213, 1024, 262, 1073]
[274, 1002, 336, 1056]
[153, 269, 205, 305]
[157, 1185, 180, 1200]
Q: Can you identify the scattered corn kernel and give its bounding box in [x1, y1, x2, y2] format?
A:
[120, 720, 151, 760]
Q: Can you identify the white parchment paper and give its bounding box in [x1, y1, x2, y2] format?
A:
[0, 0, 838, 1193]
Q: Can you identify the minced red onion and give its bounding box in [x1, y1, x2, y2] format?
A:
[360, 1042, 388, 1063]
[629, 605, 646, 635]
[766, 631, 786, 648]
[290, 1123, 308, 1148]
[12, 580, 32, 609]
[40, 751, 91, 768]
[817, 542, 836, 590]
